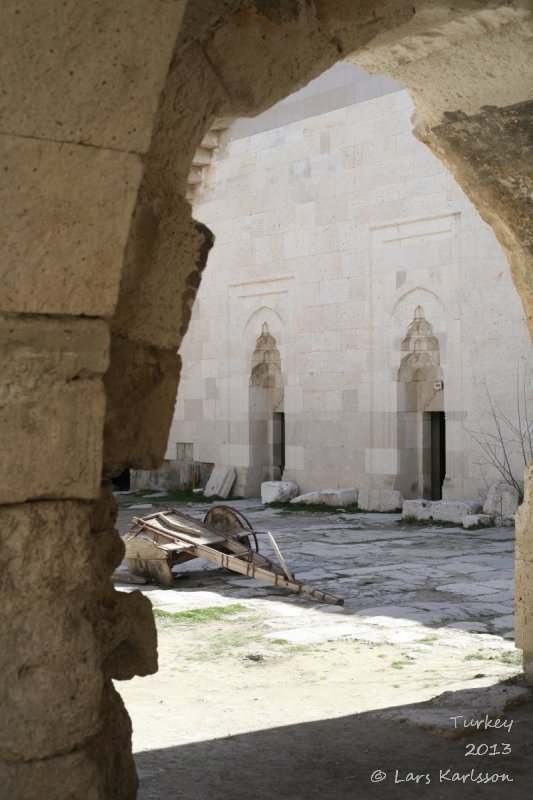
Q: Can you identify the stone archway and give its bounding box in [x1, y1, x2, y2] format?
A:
[3, 2, 533, 796]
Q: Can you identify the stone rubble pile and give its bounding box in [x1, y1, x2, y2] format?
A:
[261, 481, 517, 529]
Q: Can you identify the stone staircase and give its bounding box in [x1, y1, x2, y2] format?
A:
[186, 118, 231, 203]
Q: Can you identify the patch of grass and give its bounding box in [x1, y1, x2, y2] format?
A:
[265, 637, 313, 654]
[286, 643, 314, 654]
[419, 634, 439, 645]
[266, 502, 360, 514]
[464, 651, 488, 661]
[391, 660, 411, 670]
[500, 650, 522, 665]
[128, 488, 246, 505]
[398, 516, 459, 528]
[464, 521, 495, 531]
[153, 604, 248, 624]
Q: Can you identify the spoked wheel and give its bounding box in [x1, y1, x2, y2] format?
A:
[204, 505, 259, 553]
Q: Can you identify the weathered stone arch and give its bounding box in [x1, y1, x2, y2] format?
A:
[3, 1, 533, 796]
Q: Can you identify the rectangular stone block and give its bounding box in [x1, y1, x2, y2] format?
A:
[261, 481, 299, 504]
[462, 514, 495, 529]
[204, 465, 237, 499]
[0, 501, 102, 761]
[0, 0, 185, 152]
[402, 499, 482, 524]
[320, 488, 358, 507]
[0, 135, 142, 316]
[358, 489, 403, 512]
[0, 316, 108, 503]
[483, 481, 520, 516]
[515, 557, 533, 652]
[290, 491, 322, 505]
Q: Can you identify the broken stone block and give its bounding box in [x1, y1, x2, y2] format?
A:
[0, 315, 108, 504]
[483, 481, 521, 516]
[358, 489, 403, 512]
[261, 481, 299, 504]
[495, 515, 516, 527]
[290, 491, 322, 505]
[403, 499, 482, 524]
[103, 338, 181, 475]
[462, 514, 495, 529]
[319, 488, 358, 507]
[204, 465, 236, 498]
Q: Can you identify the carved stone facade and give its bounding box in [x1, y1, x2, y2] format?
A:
[167, 66, 533, 503]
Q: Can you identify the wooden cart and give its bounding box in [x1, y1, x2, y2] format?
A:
[125, 505, 343, 606]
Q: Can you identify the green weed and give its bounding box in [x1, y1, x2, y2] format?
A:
[153, 604, 248, 624]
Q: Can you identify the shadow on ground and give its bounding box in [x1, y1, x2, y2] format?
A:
[135, 684, 533, 800]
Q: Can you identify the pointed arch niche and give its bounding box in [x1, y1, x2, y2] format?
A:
[246, 322, 285, 495]
[396, 305, 446, 499]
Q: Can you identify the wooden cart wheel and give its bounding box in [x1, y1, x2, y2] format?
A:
[204, 505, 258, 552]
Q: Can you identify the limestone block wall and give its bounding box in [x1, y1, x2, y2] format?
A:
[171, 73, 533, 501]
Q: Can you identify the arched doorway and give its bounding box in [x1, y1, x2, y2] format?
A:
[247, 323, 285, 494]
[397, 306, 445, 499]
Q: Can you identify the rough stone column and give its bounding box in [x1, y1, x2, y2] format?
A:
[0, 2, 187, 796]
[516, 465, 533, 683]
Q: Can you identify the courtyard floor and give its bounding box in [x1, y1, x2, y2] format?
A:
[115, 496, 533, 799]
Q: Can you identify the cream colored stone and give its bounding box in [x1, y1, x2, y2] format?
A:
[0, 316, 108, 503]
[0, 0, 186, 152]
[290, 491, 322, 505]
[320, 488, 358, 507]
[358, 489, 403, 512]
[403, 499, 482, 523]
[261, 481, 299, 504]
[204, 465, 237, 499]
[483, 481, 521, 516]
[462, 514, 495, 529]
[0, 502, 102, 761]
[515, 557, 533, 652]
[171, 72, 533, 504]
[0, 136, 143, 316]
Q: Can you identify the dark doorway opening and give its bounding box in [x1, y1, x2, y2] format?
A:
[430, 411, 446, 500]
[112, 469, 131, 491]
[273, 412, 285, 478]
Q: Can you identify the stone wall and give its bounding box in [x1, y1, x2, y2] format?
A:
[171, 70, 533, 501]
[2, 1, 533, 796]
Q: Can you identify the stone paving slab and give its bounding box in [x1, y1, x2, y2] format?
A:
[116, 498, 518, 645]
